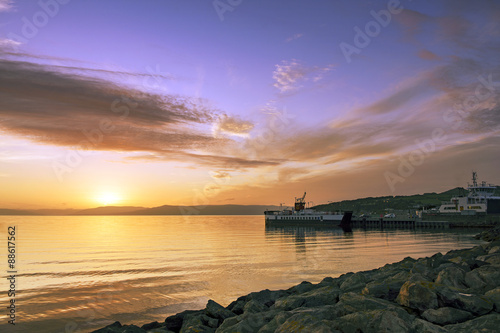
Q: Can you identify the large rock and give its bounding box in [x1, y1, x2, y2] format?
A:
[274, 311, 339, 333]
[204, 300, 236, 322]
[273, 295, 306, 311]
[477, 253, 500, 265]
[256, 311, 292, 333]
[215, 311, 276, 333]
[242, 299, 268, 313]
[334, 292, 402, 317]
[287, 281, 315, 294]
[91, 322, 147, 333]
[180, 313, 217, 333]
[228, 289, 288, 314]
[464, 265, 500, 292]
[246, 289, 289, 307]
[91, 321, 125, 333]
[273, 285, 340, 311]
[489, 245, 500, 254]
[474, 226, 500, 242]
[435, 266, 468, 290]
[436, 285, 493, 315]
[165, 310, 203, 332]
[422, 307, 473, 325]
[444, 313, 500, 332]
[362, 271, 409, 301]
[339, 271, 368, 293]
[410, 319, 448, 333]
[334, 309, 413, 333]
[485, 287, 500, 313]
[410, 262, 437, 281]
[396, 280, 438, 312]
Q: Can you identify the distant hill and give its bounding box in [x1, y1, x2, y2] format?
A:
[73, 206, 146, 215]
[0, 208, 39, 215]
[0, 205, 280, 215]
[33, 209, 79, 216]
[125, 205, 280, 215]
[313, 187, 473, 215]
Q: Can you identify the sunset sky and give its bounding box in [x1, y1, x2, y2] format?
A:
[0, 0, 499, 209]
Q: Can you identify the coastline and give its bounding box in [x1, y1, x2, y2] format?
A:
[92, 227, 500, 333]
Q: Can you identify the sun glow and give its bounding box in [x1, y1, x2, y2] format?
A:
[96, 192, 121, 206]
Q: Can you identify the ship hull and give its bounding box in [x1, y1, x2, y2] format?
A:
[264, 212, 352, 229]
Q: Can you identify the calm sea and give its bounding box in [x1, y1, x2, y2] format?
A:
[0, 215, 485, 333]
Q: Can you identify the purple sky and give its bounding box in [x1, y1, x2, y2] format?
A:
[0, 0, 499, 209]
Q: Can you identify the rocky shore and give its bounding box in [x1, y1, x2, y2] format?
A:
[92, 227, 500, 333]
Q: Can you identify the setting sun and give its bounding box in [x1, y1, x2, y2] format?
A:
[96, 192, 122, 206]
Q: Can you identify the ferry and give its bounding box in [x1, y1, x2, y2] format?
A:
[264, 192, 353, 229]
[438, 172, 500, 215]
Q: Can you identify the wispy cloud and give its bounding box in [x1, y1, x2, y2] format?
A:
[0, 0, 13, 12]
[0, 57, 274, 169]
[213, 114, 254, 137]
[285, 33, 304, 43]
[272, 59, 334, 93]
[0, 38, 21, 48]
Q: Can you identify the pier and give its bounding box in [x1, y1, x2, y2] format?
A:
[350, 218, 450, 229]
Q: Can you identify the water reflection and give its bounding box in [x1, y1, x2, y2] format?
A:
[265, 225, 353, 254]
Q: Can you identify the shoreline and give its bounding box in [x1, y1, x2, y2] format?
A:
[92, 227, 500, 333]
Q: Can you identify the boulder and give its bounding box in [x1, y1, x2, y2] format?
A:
[242, 299, 268, 313]
[339, 271, 368, 293]
[410, 262, 436, 281]
[266, 286, 338, 310]
[489, 245, 500, 254]
[141, 322, 162, 330]
[300, 285, 340, 307]
[91, 321, 124, 333]
[274, 312, 339, 333]
[204, 300, 235, 322]
[215, 311, 275, 333]
[485, 287, 500, 313]
[247, 289, 289, 307]
[334, 309, 413, 333]
[91, 322, 148, 333]
[146, 329, 175, 333]
[477, 253, 500, 265]
[436, 285, 493, 316]
[362, 271, 409, 301]
[444, 313, 500, 332]
[334, 292, 402, 317]
[317, 276, 337, 287]
[410, 319, 448, 333]
[256, 311, 292, 333]
[273, 295, 305, 311]
[287, 281, 315, 294]
[165, 310, 203, 332]
[396, 280, 438, 312]
[180, 312, 217, 333]
[435, 266, 468, 290]
[120, 326, 147, 333]
[465, 265, 500, 292]
[474, 226, 500, 242]
[226, 296, 247, 315]
[422, 307, 473, 325]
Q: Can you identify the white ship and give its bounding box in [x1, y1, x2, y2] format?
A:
[438, 172, 500, 215]
[264, 192, 352, 228]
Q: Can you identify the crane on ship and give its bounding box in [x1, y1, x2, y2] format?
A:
[294, 192, 306, 212]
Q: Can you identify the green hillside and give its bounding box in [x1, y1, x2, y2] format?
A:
[313, 187, 470, 215]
